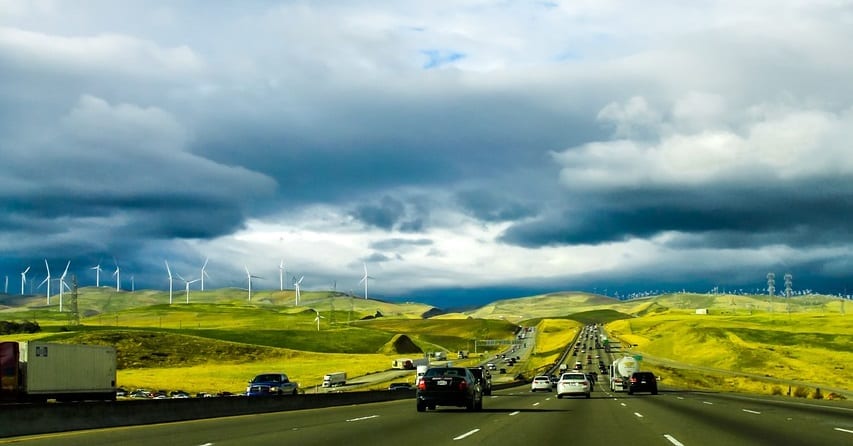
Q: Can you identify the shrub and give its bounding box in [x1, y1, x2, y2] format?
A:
[792, 386, 810, 398]
[811, 388, 823, 399]
[770, 386, 783, 396]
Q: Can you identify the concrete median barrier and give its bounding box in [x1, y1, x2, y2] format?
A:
[1, 390, 415, 438]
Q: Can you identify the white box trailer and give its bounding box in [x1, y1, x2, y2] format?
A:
[1, 341, 117, 402]
[322, 372, 347, 387]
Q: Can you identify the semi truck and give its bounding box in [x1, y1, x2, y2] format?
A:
[0, 341, 117, 402]
[609, 356, 639, 392]
[392, 358, 413, 370]
[322, 372, 347, 387]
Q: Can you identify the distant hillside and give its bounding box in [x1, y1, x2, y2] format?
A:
[466, 291, 621, 320]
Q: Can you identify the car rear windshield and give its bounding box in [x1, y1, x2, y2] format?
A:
[252, 374, 283, 382]
[562, 373, 586, 380]
[424, 368, 467, 378]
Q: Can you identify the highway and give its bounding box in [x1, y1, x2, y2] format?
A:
[6, 380, 851, 445]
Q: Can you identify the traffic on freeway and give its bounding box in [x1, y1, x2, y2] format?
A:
[4, 325, 851, 446]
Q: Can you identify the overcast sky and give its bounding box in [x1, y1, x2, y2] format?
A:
[2, 1, 852, 306]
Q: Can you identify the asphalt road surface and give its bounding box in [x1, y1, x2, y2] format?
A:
[5, 380, 850, 446]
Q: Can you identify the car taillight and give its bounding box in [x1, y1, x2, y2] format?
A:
[630, 377, 638, 383]
[583, 381, 589, 386]
[417, 379, 426, 390]
[458, 380, 468, 391]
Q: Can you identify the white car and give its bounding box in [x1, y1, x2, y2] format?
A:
[556, 373, 591, 399]
[530, 375, 551, 392]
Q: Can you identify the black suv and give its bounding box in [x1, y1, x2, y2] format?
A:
[467, 366, 492, 396]
[628, 371, 658, 395]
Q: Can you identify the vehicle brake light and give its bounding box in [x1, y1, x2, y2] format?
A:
[630, 377, 638, 383]
[417, 379, 426, 390]
[458, 380, 468, 391]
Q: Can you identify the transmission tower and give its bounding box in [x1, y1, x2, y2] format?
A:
[767, 273, 776, 312]
[68, 275, 80, 326]
[784, 273, 793, 298]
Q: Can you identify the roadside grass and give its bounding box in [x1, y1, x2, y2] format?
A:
[528, 319, 582, 371]
[606, 312, 852, 393]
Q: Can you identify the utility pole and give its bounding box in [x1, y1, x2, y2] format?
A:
[767, 273, 776, 313]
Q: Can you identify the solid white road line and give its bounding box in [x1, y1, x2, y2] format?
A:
[664, 434, 685, 446]
[835, 427, 853, 434]
[453, 429, 481, 440]
[742, 409, 761, 415]
[533, 402, 540, 406]
[346, 415, 378, 422]
[634, 412, 644, 418]
[703, 401, 714, 405]
[509, 411, 520, 416]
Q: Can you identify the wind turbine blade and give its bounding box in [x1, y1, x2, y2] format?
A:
[61, 261, 71, 278]
[202, 257, 209, 269]
[165, 260, 172, 277]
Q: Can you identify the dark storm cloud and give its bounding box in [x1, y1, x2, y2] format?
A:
[500, 180, 853, 248]
[370, 238, 433, 251]
[455, 189, 538, 222]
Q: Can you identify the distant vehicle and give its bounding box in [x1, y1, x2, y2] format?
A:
[322, 372, 346, 388]
[416, 364, 429, 384]
[628, 371, 658, 395]
[434, 351, 447, 361]
[486, 363, 497, 371]
[0, 341, 117, 403]
[610, 357, 639, 392]
[170, 390, 190, 398]
[530, 376, 551, 392]
[392, 358, 414, 370]
[457, 350, 469, 359]
[388, 382, 414, 391]
[467, 366, 492, 396]
[416, 367, 483, 412]
[246, 373, 298, 396]
[574, 361, 583, 370]
[556, 372, 591, 399]
[549, 375, 559, 388]
[559, 363, 568, 372]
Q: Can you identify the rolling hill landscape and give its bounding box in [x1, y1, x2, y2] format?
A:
[0, 286, 849, 399]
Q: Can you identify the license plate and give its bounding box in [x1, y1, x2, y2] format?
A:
[436, 380, 449, 386]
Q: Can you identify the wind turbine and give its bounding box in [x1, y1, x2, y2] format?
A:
[294, 275, 304, 305]
[39, 259, 51, 304]
[245, 266, 262, 302]
[279, 259, 286, 291]
[112, 259, 120, 291]
[165, 260, 174, 304]
[359, 263, 374, 300]
[313, 309, 324, 331]
[20, 266, 30, 295]
[90, 262, 102, 287]
[4, 276, 7, 294]
[58, 261, 70, 312]
[177, 274, 200, 304]
[200, 258, 210, 291]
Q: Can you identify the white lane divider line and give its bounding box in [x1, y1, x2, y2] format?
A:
[742, 409, 761, 415]
[346, 415, 379, 422]
[620, 402, 627, 407]
[509, 411, 520, 416]
[703, 401, 714, 405]
[677, 396, 685, 400]
[453, 429, 481, 440]
[533, 402, 540, 406]
[634, 412, 644, 418]
[835, 427, 853, 434]
[198, 443, 214, 446]
[664, 434, 685, 446]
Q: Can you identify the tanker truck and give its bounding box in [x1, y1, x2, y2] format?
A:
[609, 356, 639, 392]
[0, 341, 117, 402]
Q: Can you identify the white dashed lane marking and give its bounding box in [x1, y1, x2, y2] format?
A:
[664, 434, 685, 446]
[742, 409, 761, 415]
[509, 411, 520, 416]
[634, 412, 644, 418]
[346, 415, 378, 422]
[835, 427, 853, 434]
[453, 429, 480, 440]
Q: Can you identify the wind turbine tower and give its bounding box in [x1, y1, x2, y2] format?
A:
[165, 260, 174, 304]
[177, 274, 200, 304]
[4, 275, 8, 294]
[294, 275, 304, 305]
[91, 262, 102, 287]
[359, 263, 374, 300]
[279, 259, 286, 291]
[200, 258, 210, 291]
[313, 309, 324, 331]
[58, 261, 70, 312]
[112, 260, 121, 291]
[39, 259, 51, 304]
[245, 266, 262, 302]
[20, 267, 30, 295]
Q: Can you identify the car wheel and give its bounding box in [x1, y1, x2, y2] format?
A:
[586, 393, 591, 399]
[417, 401, 426, 412]
[466, 398, 475, 411]
[476, 397, 483, 411]
[292, 389, 298, 396]
[628, 390, 633, 395]
[429, 404, 436, 410]
[557, 394, 563, 399]
[485, 389, 491, 396]
[652, 389, 658, 395]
